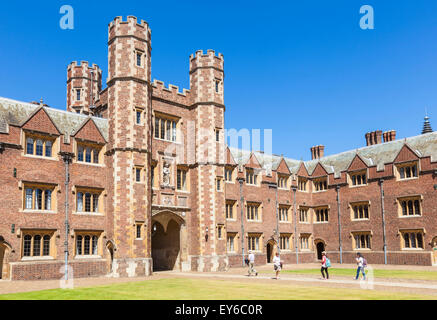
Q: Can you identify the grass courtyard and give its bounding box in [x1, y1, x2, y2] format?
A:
[0, 277, 436, 300]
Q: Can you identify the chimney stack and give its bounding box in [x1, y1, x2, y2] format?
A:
[383, 130, 396, 143]
[311, 145, 325, 160]
[365, 130, 383, 146]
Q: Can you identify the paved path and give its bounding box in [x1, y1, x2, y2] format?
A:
[169, 271, 437, 291]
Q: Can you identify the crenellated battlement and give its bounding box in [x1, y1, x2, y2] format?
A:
[152, 79, 190, 96]
[190, 49, 224, 72]
[67, 61, 102, 77]
[109, 15, 149, 29]
[189, 49, 224, 61]
[152, 79, 192, 106]
[108, 15, 151, 43]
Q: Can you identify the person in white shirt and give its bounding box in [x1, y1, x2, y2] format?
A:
[247, 251, 258, 276]
[272, 252, 282, 280]
[354, 252, 366, 280]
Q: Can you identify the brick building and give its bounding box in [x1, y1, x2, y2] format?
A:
[0, 16, 436, 280]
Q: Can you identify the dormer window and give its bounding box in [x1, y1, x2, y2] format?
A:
[225, 167, 234, 182]
[77, 143, 101, 164]
[349, 171, 367, 187]
[25, 134, 55, 158]
[246, 169, 258, 185]
[298, 177, 308, 192]
[313, 177, 327, 192]
[396, 162, 418, 180]
[278, 175, 289, 189]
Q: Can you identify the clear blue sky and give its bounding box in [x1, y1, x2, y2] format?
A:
[0, 1, 436, 160]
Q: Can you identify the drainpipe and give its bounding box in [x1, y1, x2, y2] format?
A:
[379, 179, 388, 264]
[292, 186, 298, 264]
[238, 178, 246, 267]
[274, 184, 280, 254]
[60, 152, 74, 280]
[336, 185, 343, 264]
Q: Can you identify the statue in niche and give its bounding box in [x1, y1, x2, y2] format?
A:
[163, 161, 171, 187]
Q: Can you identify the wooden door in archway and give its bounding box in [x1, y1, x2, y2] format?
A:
[316, 242, 325, 261]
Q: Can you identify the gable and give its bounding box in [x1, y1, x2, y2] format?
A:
[347, 154, 368, 172]
[276, 158, 291, 174]
[245, 153, 262, 169]
[296, 163, 309, 177]
[226, 147, 237, 166]
[311, 162, 328, 177]
[22, 108, 60, 135]
[394, 144, 419, 163]
[74, 118, 106, 144]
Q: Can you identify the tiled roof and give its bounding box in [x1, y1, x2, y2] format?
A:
[0, 97, 108, 141]
[229, 131, 437, 178]
[1, 96, 435, 175]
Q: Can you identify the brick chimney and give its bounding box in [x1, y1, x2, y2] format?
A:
[365, 130, 383, 146]
[383, 130, 396, 143]
[311, 145, 325, 160]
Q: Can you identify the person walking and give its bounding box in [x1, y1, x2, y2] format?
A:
[272, 252, 282, 280]
[321, 251, 329, 280]
[247, 251, 258, 276]
[354, 252, 366, 280]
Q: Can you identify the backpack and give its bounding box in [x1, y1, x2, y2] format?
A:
[363, 258, 367, 267]
[325, 258, 331, 268]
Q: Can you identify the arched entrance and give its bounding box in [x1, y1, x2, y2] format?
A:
[151, 211, 185, 271]
[266, 240, 277, 263]
[0, 237, 11, 280]
[315, 240, 325, 260]
[106, 241, 115, 273]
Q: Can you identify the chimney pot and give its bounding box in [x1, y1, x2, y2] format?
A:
[311, 145, 325, 160]
[382, 130, 396, 143]
[366, 130, 384, 146]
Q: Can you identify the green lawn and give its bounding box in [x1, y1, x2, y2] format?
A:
[0, 278, 435, 300]
[272, 268, 437, 281]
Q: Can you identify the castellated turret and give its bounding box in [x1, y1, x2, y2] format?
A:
[189, 49, 226, 259]
[107, 16, 151, 85]
[190, 50, 224, 105]
[66, 61, 102, 115]
[105, 16, 153, 276]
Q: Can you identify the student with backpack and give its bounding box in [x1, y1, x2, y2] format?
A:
[321, 251, 330, 280]
[354, 252, 366, 280]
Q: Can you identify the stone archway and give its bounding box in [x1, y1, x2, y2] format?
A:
[0, 237, 11, 280]
[315, 239, 326, 261]
[106, 240, 115, 273]
[151, 211, 186, 271]
[266, 239, 277, 263]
